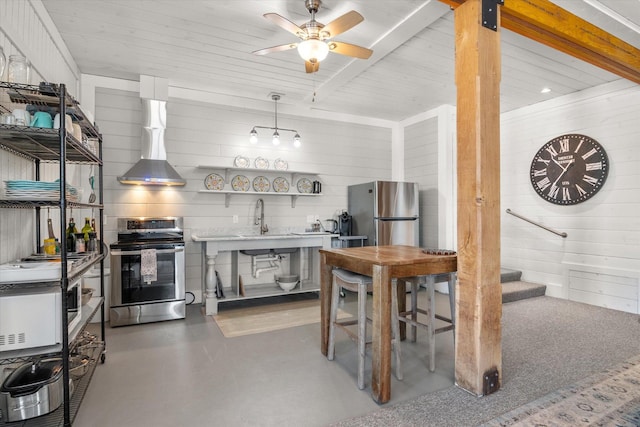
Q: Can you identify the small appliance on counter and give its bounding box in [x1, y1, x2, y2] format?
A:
[338, 211, 352, 236]
[332, 211, 368, 248]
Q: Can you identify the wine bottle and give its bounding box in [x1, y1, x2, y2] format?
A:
[66, 217, 77, 252]
[82, 217, 92, 241]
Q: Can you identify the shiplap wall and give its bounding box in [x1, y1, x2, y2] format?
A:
[501, 80, 640, 313]
[404, 117, 439, 249]
[2, 0, 639, 313]
[0, 0, 79, 264]
[95, 87, 392, 299]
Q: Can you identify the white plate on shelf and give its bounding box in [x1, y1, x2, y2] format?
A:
[253, 176, 270, 192]
[273, 158, 288, 171]
[272, 177, 289, 193]
[204, 173, 225, 190]
[231, 175, 250, 191]
[296, 178, 313, 194]
[254, 157, 269, 169]
[234, 155, 250, 168]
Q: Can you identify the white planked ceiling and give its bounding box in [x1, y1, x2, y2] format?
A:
[40, 0, 640, 121]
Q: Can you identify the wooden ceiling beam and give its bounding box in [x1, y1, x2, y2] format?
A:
[439, 0, 640, 84]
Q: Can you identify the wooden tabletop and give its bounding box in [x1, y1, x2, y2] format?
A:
[320, 245, 457, 276]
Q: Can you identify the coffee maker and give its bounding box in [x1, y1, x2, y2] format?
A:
[338, 211, 352, 236]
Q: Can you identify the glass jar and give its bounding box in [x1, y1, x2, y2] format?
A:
[7, 55, 30, 84]
[0, 47, 5, 80]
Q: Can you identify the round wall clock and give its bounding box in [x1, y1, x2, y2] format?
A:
[529, 134, 609, 205]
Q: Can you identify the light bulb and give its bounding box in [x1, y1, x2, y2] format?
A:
[298, 39, 329, 63]
[249, 128, 258, 144]
[272, 130, 280, 146]
[293, 133, 301, 148]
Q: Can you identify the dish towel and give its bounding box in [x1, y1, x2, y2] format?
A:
[141, 249, 157, 284]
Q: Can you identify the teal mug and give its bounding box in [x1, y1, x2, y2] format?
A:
[30, 111, 53, 128]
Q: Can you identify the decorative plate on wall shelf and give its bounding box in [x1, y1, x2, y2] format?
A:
[274, 158, 288, 171]
[234, 155, 250, 168]
[231, 175, 250, 191]
[253, 176, 270, 192]
[296, 178, 313, 194]
[273, 177, 289, 193]
[204, 173, 225, 190]
[254, 157, 269, 169]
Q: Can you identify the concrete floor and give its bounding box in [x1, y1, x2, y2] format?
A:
[75, 290, 455, 427]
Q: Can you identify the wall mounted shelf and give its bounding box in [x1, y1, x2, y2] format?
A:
[196, 165, 322, 207]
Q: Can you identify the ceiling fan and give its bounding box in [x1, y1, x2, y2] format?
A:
[253, 0, 373, 73]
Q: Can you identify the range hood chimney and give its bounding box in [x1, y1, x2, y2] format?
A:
[118, 76, 186, 186]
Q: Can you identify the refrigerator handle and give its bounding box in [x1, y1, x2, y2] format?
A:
[377, 217, 419, 221]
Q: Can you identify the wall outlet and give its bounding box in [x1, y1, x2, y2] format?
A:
[306, 215, 315, 223]
[232, 215, 239, 224]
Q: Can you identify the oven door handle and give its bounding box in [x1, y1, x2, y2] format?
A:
[110, 247, 184, 256]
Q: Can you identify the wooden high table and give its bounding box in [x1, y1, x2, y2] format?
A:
[319, 245, 457, 404]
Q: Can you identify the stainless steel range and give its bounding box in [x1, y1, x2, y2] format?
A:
[109, 217, 185, 327]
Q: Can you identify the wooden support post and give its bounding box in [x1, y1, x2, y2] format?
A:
[454, 0, 503, 396]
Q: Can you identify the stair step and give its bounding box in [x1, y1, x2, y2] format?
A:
[502, 280, 546, 303]
[501, 268, 522, 283]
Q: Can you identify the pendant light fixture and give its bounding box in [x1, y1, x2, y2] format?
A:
[250, 94, 301, 148]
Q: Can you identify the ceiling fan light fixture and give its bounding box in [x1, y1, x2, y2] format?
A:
[272, 130, 280, 146]
[298, 39, 329, 63]
[293, 133, 301, 148]
[250, 128, 258, 144]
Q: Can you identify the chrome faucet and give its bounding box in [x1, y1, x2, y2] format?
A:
[255, 198, 268, 235]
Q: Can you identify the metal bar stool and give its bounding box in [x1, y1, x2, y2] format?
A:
[327, 268, 403, 389]
[394, 272, 456, 372]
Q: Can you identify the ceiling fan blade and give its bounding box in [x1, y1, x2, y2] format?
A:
[328, 41, 373, 59]
[264, 13, 304, 37]
[305, 61, 320, 73]
[321, 11, 364, 39]
[253, 43, 298, 56]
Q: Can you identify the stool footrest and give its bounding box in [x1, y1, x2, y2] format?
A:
[434, 314, 453, 324]
[435, 325, 454, 334]
[335, 319, 358, 327]
[398, 309, 429, 318]
[397, 315, 429, 331]
[335, 324, 359, 342]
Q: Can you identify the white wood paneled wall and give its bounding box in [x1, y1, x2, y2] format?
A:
[0, 0, 80, 264]
[501, 80, 640, 313]
[95, 87, 392, 299]
[0, 0, 79, 94]
[404, 117, 439, 249]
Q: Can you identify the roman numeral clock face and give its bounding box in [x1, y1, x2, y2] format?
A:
[530, 134, 609, 205]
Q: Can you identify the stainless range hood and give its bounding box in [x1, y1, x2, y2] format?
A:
[118, 78, 186, 186]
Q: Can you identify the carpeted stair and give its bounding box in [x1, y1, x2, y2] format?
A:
[501, 268, 546, 303]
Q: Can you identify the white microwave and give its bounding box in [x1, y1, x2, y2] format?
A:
[0, 279, 81, 353]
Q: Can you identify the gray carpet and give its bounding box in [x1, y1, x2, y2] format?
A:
[332, 296, 640, 427]
[502, 281, 546, 303]
[500, 268, 546, 303]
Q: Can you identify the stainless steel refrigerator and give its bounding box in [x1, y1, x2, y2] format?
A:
[348, 181, 419, 246]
